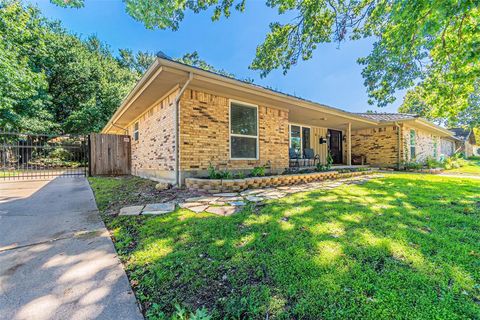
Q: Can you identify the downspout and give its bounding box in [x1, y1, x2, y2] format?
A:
[394, 122, 401, 170]
[174, 72, 194, 187]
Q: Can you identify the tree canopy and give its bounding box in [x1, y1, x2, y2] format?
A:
[51, 0, 480, 128]
[0, 1, 228, 134]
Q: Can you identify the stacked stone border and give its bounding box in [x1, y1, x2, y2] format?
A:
[186, 170, 376, 193]
[404, 168, 444, 174]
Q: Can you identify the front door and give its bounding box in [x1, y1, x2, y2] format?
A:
[328, 129, 343, 164]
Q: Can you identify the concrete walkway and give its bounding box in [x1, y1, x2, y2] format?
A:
[0, 177, 143, 320]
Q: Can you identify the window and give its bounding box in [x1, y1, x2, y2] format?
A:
[433, 138, 438, 159]
[302, 127, 311, 152]
[290, 125, 301, 155]
[230, 101, 258, 159]
[289, 125, 311, 157]
[410, 129, 416, 159]
[133, 122, 139, 141]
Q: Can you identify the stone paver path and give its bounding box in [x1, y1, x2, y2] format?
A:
[119, 174, 383, 217]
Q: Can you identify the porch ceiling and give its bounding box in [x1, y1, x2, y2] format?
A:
[287, 107, 374, 131]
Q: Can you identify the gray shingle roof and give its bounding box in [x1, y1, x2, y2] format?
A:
[449, 128, 470, 141]
[355, 113, 419, 122]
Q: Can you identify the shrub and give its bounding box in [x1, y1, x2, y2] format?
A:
[146, 304, 212, 320]
[425, 156, 442, 169]
[49, 147, 72, 161]
[207, 164, 233, 179]
[403, 161, 423, 170]
[250, 166, 265, 177]
[316, 152, 333, 172]
[444, 156, 467, 170]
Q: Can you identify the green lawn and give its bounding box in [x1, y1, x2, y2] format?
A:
[89, 174, 480, 319]
[448, 158, 480, 176]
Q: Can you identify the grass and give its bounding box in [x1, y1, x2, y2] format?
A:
[89, 174, 480, 319]
[448, 158, 480, 175]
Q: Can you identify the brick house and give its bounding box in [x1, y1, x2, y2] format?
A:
[450, 128, 479, 157]
[102, 57, 457, 185]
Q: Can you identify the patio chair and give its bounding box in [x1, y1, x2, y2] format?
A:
[289, 147, 300, 172]
[303, 148, 320, 167]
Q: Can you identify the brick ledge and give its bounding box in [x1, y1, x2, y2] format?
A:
[186, 170, 374, 193]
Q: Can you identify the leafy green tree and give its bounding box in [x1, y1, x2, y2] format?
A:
[0, 1, 54, 132]
[51, 0, 480, 125]
[0, 1, 138, 134]
[118, 49, 156, 75]
[175, 51, 235, 78]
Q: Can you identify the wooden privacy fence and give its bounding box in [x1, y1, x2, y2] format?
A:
[89, 133, 131, 176]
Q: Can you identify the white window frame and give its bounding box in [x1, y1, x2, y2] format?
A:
[289, 123, 312, 156]
[229, 99, 259, 160]
[133, 121, 139, 142]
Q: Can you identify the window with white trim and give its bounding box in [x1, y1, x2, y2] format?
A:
[230, 101, 258, 159]
[133, 122, 139, 142]
[410, 129, 416, 159]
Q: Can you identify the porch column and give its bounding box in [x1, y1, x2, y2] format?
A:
[347, 122, 352, 166]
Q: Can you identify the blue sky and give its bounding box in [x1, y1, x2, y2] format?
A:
[30, 0, 404, 113]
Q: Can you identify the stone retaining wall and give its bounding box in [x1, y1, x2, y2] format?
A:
[185, 170, 374, 193]
[405, 168, 444, 174]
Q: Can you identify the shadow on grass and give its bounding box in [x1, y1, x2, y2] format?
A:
[107, 175, 480, 319]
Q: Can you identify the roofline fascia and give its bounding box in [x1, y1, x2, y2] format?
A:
[411, 119, 457, 137]
[157, 58, 379, 126]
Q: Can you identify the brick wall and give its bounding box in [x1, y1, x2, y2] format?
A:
[179, 89, 289, 177]
[351, 126, 400, 166]
[403, 124, 442, 161]
[440, 138, 455, 157]
[128, 89, 178, 181]
[352, 124, 449, 166]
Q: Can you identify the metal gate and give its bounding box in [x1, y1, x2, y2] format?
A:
[1, 132, 88, 180]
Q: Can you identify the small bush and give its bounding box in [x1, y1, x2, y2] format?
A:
[403, 161, 423, 170]
[250, 166, 265, 177]
[316, 152, 334, 172]
[49, 147, 72, 161]
[146, 304, 212, 320]
[207, 164, 233, 179]
[425, 156, 442, 169]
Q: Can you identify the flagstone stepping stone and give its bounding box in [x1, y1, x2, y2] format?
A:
[263, 191, 287, 197]
[119, 205, 144, 216]
[213, 192, 239, 197]
[218, 196, 244, 202]
[240, 189, 264, 196]
[185, 196, 219, 203]
[209, 201, 226, 206]
[206, 206, 238, 216]
[142, 202, 175, 215]
[187, 205, 209, 213]
[246, 196, 264, 202]
[179, 202, 204, 209]
[229, 201, 246, 206]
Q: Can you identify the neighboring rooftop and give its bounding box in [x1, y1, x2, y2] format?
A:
[355, 113, 419, 122]
[449, 128, 471, 141]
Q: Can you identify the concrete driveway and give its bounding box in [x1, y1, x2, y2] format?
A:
[0, 177, 143, 320]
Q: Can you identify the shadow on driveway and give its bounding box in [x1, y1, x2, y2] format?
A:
[0, 177, 143, 320]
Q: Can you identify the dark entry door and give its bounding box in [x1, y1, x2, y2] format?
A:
[328, 129, 343, 164]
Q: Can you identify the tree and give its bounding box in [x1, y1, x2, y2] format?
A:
[0, 1, 53, 132]
[118, 49, 156, 75]
[0, 1, 139, 134]
[51, 0, 480, 126]
[175, 51, 235, 78]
